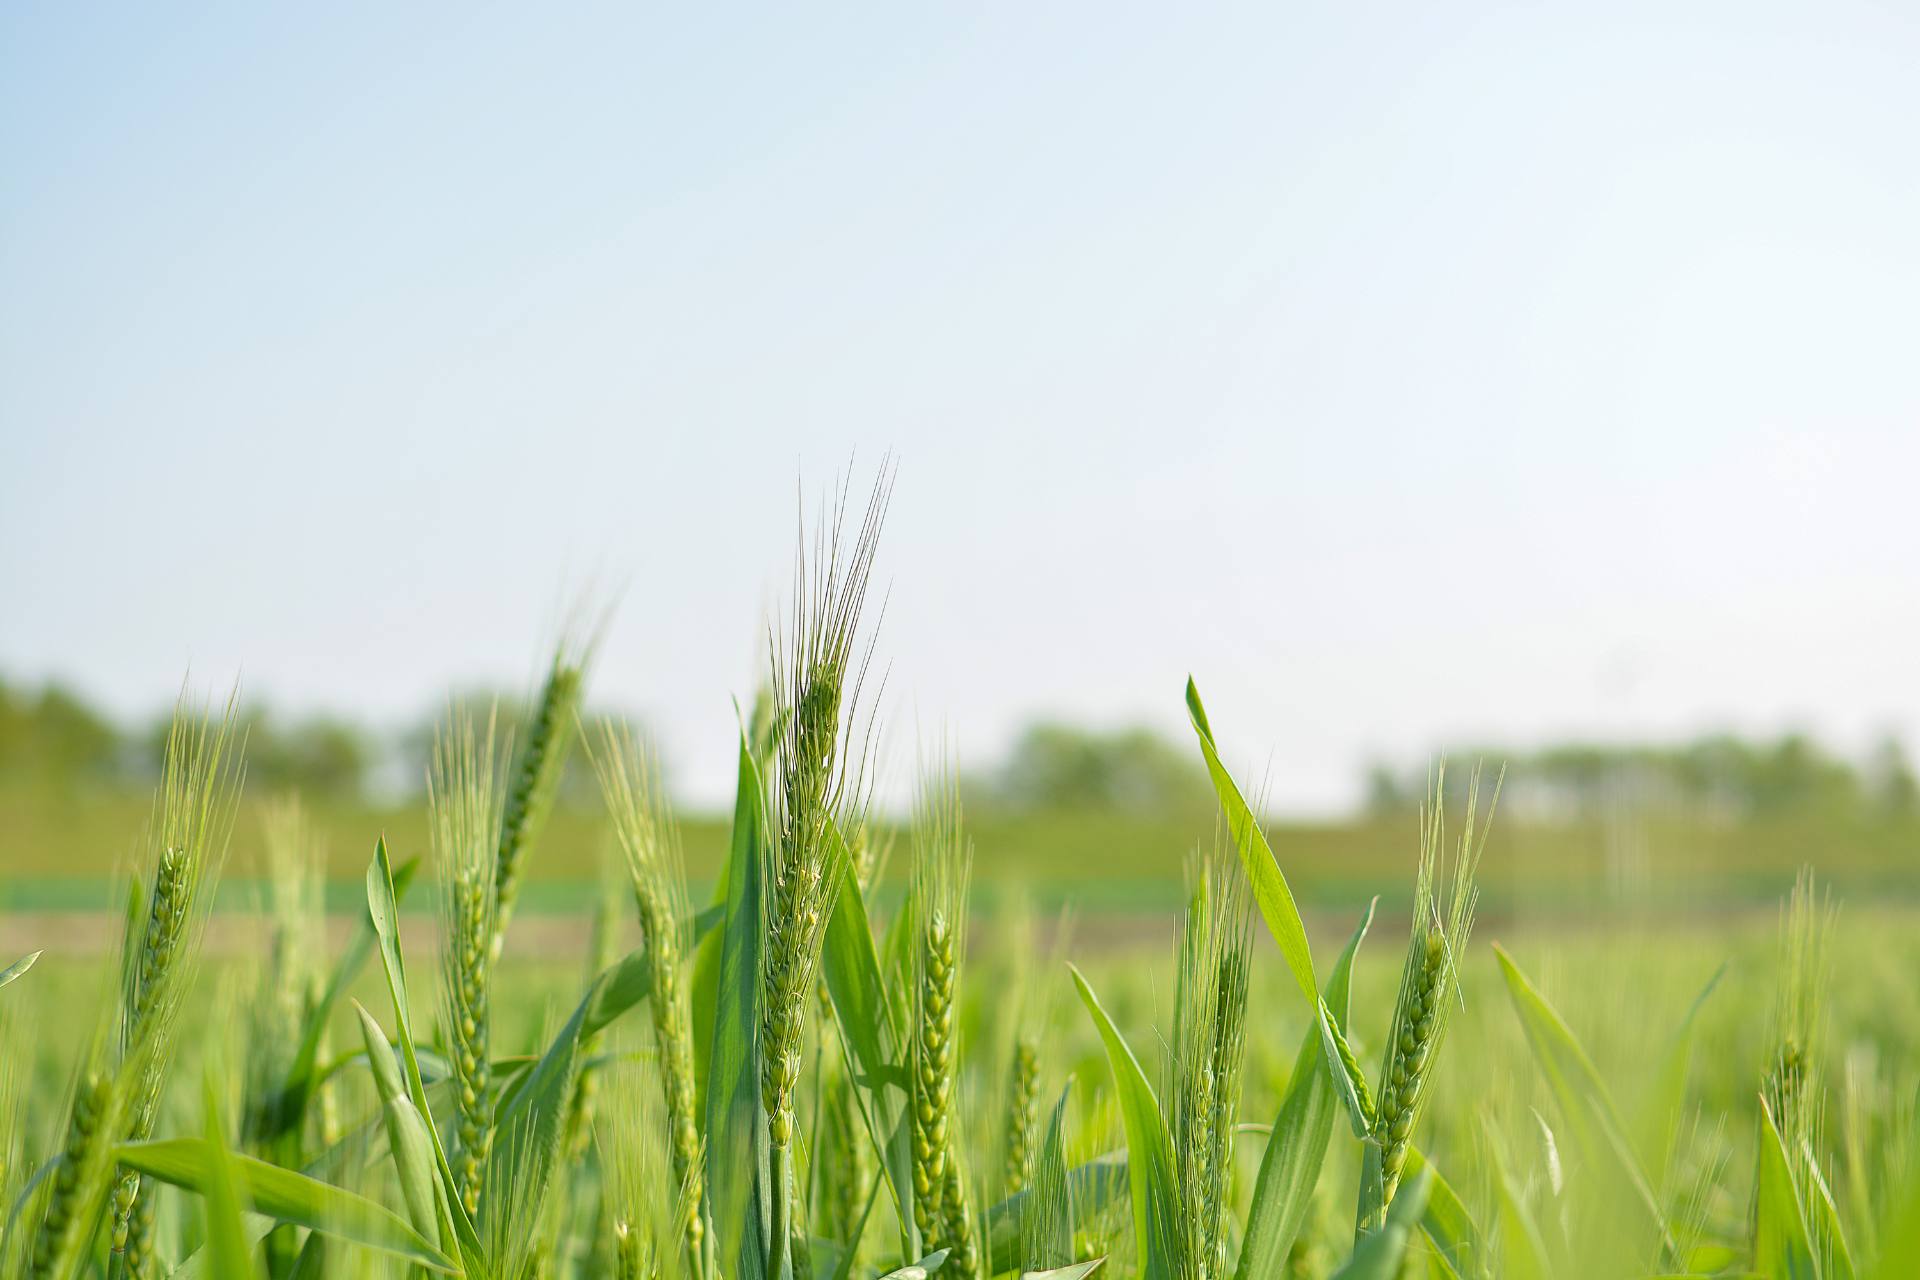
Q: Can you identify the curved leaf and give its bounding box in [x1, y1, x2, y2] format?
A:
[1237, 899, 1374, 1280]
[1185, 678, 1317, 1006]
[0, 950, 42, 992]
[1755, 1098, 1817, 1280]
[821, 831, 917, 1254]
[705, 730, 774, 1276]
[987, 1154, 1128, 1274]
[1070, 963, 1178, 1280]
[1493, 944, 1672, 1258]
[1331, 1166, 1433, 1280]
[1404, 1146, 1481, 1280]
[878, 1248, 950, 1278]
[115, 1139, 456, 1273]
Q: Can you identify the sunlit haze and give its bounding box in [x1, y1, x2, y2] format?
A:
[5, 2, 1916, 812]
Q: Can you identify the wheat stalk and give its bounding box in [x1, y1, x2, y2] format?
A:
[908, 765, 974, 1268]
[33, 1069, 119, 1280]
[600, 1049, 695, 1280]
[1169, 840, 1253, 1280]
[1003, 1038, 1041, 1196]
[433, 707, 504, 1221]
[492, 639, 589, 960]
[109, 689, 243, 1278]
[1369, 764, 1495, 1216]
[587, 718, 707, 1272]
[759, 471, 889, 1272]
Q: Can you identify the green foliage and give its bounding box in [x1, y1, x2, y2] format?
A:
[5, 495, 1919, 1280]
[969, 724, 1208, 816]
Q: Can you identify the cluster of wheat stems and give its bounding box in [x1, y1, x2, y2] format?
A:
[2, 474, 1917, 1280]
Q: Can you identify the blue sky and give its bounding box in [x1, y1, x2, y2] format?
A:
[4, 2, 1917, 810]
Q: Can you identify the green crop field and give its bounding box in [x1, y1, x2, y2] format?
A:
[2, 488, 1916, 1280]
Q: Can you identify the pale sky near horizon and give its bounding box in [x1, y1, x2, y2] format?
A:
[4, 2, 1917, 812]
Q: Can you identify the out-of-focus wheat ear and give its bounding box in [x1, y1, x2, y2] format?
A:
[1766, 866, 1840, 1269]
[491, 630, 593, 960]
[1003, 1039, 1041, 1196]
[432, 706, 505, 1221]
[1168, 834, 1254, 1280]
[1369, 763, 1496, 1216]
[563, 850, 624, 1163]
[585, 717, 705, 1271]
[1767, 867, 1833, 1148]
[599, 1047, 685, 1280]
[109, 685, 245, 1277]
[34, 1019, 141, 1280]
[32, 1071, 114, 1280]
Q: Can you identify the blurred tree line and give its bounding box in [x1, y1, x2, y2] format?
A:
[4, 673, 1915, 825]
[961, 722, 1212, 815]
[0, 676, 603, 803]
[1364, 732, 1919, 824]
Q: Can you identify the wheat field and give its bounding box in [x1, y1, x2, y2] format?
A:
[2, 482, 1915, 1280]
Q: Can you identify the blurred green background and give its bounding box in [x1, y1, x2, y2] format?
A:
[6, 672, 1916, 929]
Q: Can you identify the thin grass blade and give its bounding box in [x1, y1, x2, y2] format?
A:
[1070, 963, 1178, 1280]
[1237, 899, 1374, 1280]
[1755, 1097, 1818, 1280]
[1184, 678, 1317, 1006]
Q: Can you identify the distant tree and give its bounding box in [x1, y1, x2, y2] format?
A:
[0, 677, 22, 772]
[139, 704, 373, 798]
[972, 722, 1207, 814]
[0, 682, 121, 779]
[1362, 762, 1415, 816]
[1866, 735, 1918, 819]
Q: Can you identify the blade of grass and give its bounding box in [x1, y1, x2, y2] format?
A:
[0, 951, 41, 992]
[705, 730, 774, 1277]
[1493, 943, 1673, 1257]
[1331, 1166, 1433, 1280]
[1488, 1142, 1551, 1280]
[1237, 899, 1375, 1280]
[1402, 1147, 1480, 1280]
[264, 857, 419, 1147]
[1799, 1139, 1855, 1280]
[1071, 963, 1178, 1280]
[877, 1248, 951, 1278]
[363, 839, 483, 1265]
[1185, 678, 1317, 1007]
[820, 832, 916, 1255]
[986, 1154, 1129, 1274]
[1755, 1097, 1817, 1280]
[116, 1139, 456, 1274]
[199, 1086, 257, 1280]
[1638, 963, 1725, 1185]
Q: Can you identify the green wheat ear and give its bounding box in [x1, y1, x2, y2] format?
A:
[110, 686, 244, 1278]
[432, 705, 505, 1221]
[1767, 866, 1840, 1269]
[1368, 763, 1499, 1221]
[758, 472, 888, 1135]
[757, 468, 889, 1275]
[492, 631, 593, 960]
[586, 717, 706, 1273]
[1003, 1038, 1041, 1195]
[1169, 836, 1254, 1280]
[33, 1068, 118, 1280]
[910, 764, 974, 1262]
